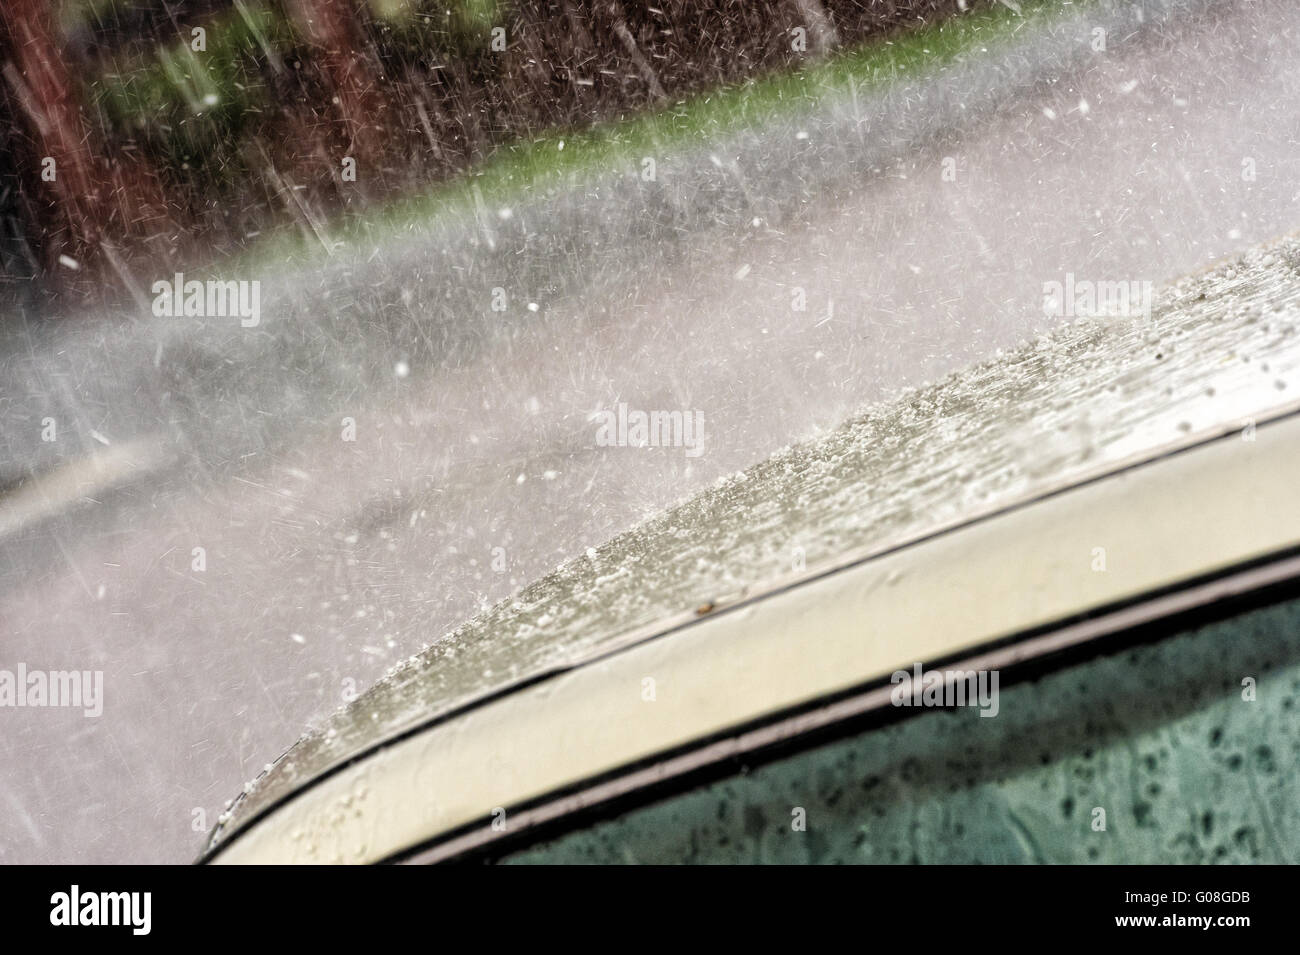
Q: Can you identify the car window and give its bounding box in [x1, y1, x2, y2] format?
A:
[495, 590, 1300, 864]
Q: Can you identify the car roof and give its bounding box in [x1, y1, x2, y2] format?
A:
[205, 235, 1300, 858]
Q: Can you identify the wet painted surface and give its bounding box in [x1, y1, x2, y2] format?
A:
[209, 234, 1300, 854]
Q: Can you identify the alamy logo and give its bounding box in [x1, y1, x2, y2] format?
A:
[0, 665, 103, 717]
[152, 273, 260, 327]
[592, 403, 705, 458]
[1043, 272, 1152, 320]
[50, 886, 150, 935]
[890, 663, 999, 717]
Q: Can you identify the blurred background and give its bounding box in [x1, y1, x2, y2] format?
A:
[0, 0, 957, 312]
